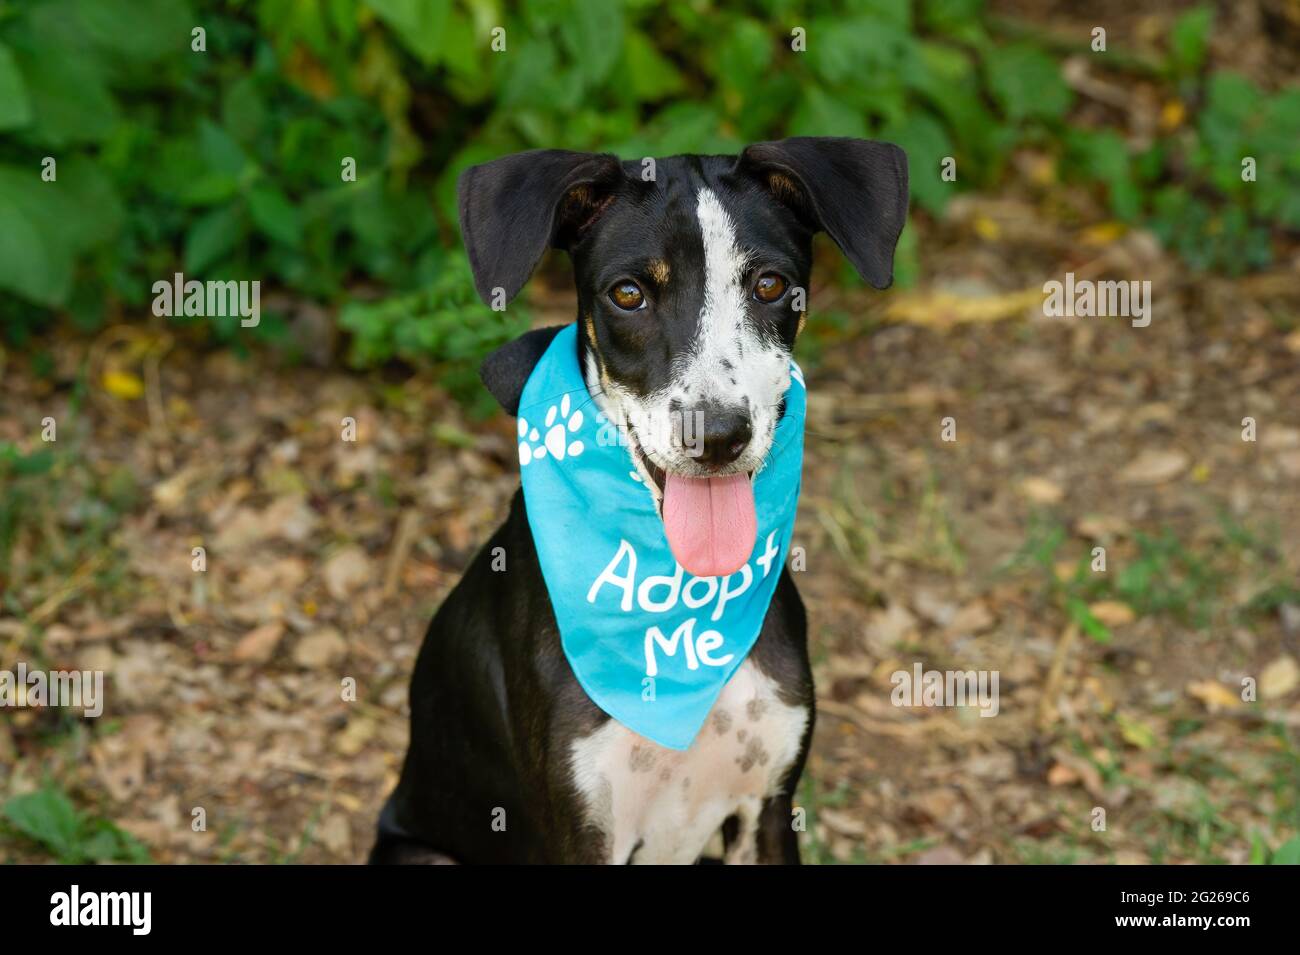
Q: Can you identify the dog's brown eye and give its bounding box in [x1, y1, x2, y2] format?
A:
[753, 273, 787, 303]
[609, 281, 645, 311]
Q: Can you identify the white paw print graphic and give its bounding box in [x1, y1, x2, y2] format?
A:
[519, 394, 585, 466]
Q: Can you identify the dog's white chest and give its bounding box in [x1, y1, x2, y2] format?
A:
[568, 659, 807, 864]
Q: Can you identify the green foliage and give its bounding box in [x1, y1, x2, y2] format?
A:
[1064, 6, 1299, 274]
[3, 785, 150, 863]
[1272, 834, 1300, 865]
[0, 0, 1292, 392]
[0, 439, 136, 618]
[1001, 517, 1280, 639]
[338, 252, 530, 415]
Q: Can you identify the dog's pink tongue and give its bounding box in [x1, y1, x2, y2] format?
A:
[662, 473, 757, 578]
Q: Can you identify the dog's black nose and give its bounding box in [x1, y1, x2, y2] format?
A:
[683, 405, 752, 468]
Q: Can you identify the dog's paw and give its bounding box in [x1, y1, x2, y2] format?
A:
[519, 394, 585, 466]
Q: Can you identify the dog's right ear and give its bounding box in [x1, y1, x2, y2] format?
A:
[458, 150, 624, 306]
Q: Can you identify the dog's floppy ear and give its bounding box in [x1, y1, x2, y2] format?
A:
[480, 325, 566, 416]
[458, 150, 624, 306]
[735, 137, 909, 289]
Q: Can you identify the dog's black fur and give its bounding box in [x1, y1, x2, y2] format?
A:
[372, 138, 907, 864]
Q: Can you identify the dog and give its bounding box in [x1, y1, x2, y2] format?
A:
[371, 137, 908, 864]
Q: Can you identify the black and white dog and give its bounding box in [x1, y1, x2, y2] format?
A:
[371, 137, 907, 864]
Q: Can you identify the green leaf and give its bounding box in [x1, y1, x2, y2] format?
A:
[185, 205, 245, 275]
[438, 8, 487, 95]
[249, 185, 304, 248]
[72, 0, 194, 60]
[790, 87, 867, 139]
[0, 155, 122, 307]
[630, 101, 732, 155]
[222, 76, 268, 147]
[155, 138, 240, 207]
[559, 0, 624, 87]
[4, 788, 81, 860]
[986, 44, 1071, 123]
[814, 17, 910, 87]
[1168, 6, 1212, 75]
[8, 447, 56, 475]
[55, 156, 125, 250]
[922, 0, 986, 35]
[851, 0, 912, 27]
[1067, 129, 1139, 220]
[714, 18, 772, 94]
[498, 38, 582, 112]
[0, 43, 32, 130]
[1249, 832, 1267, 865]
[13, 47, 119, 145]
[199, 120, 254, 178]
[622, 30, 685, 102]
[0, 168, 72, 306]
[880, 113, 953, 212]
[363, 0, 449, 65]
[1272, 835, 1300, 865]
[1068, 598, 1112, 643]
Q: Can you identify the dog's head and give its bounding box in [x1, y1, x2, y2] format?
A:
[461, 138, 907, 574]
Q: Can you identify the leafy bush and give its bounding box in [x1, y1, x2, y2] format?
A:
[1063, 7, 1300, 274]
[338, 250, 530, 414]
[0, 0, 1293, 378]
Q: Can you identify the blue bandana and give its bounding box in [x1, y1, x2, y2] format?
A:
[515, 324, 806, 750]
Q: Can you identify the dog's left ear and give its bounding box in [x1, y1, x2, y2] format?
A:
[734, 137, 909, 289]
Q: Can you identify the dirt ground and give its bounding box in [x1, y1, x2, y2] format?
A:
[3, 167, 1298, 862]
[4, 0, 1300, 860]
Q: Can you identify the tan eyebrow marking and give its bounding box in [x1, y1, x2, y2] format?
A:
[647, 259, 670, 285]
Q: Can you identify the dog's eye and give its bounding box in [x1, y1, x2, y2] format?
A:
[753, 273, 787, 303]
[609, 281, 645, 311]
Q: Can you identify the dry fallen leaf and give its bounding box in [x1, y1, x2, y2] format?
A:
[91, 738, 147, 802]
[317, 813, 353, 858]
[103, 369, 145, 400]
[1187, 679, 1242, 712]
[944, 599, 995, 636]
[1020, 477, 1064, 504]
[1089, 601, 1136, 627]
[884, 287, 1043, 326]
[1260, 655, 1299, 700]
[1117, 449, 1189, 485]
[1047, 763, 1079, 786]
[913, 845, 966, 865]
[232, 621, 285, 664]
[1116, 712, 1158, 750]
[1049, 749, 1105, 798]
[323, 545, 372, 600]
[293, 627, 348, 668]
[819, 808, 867, 837]
[335, 714, 376, 756]
[864, 602, 918, 656]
